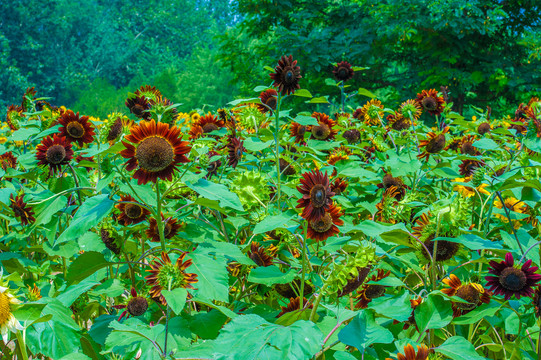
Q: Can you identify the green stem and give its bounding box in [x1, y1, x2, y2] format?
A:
[156, 179, 166, 252]
[340, 83, 345, 113]
[16, 330, 28, 360]
[68, 164, 83, 206]
[300, 221, 308, 310]
[309, 283, 328, 322]
[274, 93, 283, 212]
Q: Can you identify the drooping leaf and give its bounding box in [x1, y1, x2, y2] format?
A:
[414, 292, 453, 331]
[435, 336, 487, 360]
[186, 178, 244, 211]
[248, 266, 297, 285]
[66, 251, 112, 285]
[338, 309, 393, 353]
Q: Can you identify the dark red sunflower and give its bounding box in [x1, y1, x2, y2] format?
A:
[342, 128, 361, 144]
[189, 113, 225, 140]
[307, 204, 344, 242]
[248, 241, 275, 267]
[387, 112, 411, 131]
[126, 96, 152, 120]
[120, 119, 190, 185]
[355, 269, 390, 309]
[377, 173, 407, 201]
[533, 286, 541, 318]
[330, 177, 348, 195]
[459, 159, 484, 177]
[100, 228, 121, 255]
[279, 158, 296, 176]
[270, 55, 302, 96]
[277, 297, 312, 317]
[115, 194, 151, 225]
[338, 266, 372, 298]
[0, 151, 17, 171]
[477, 122, 491, 135]
[226, 136, 245, 169]
[58, 110, 96, 147]
[145, 252, 198, 306]
[417, 127, 448, 161]
[35, 134, 74, 174]
[257, 89, 278, 114]
[146, 215, 182, 242]
[112, 288, 148, 321]
[10, 193, 35, 225]
[459, 135, 478, 155]
[442, 274, 491, 317]
[310, 112, 338, 141]
[485, 252, 541, 300]
[296, 169, 335, 223]
[332, 61, 354, 82]
[385, 344, 429, 360]
[106, 116, 124, 143]
[289, 122, 310, 143]
[134, 85, 162, 104]
[422, 234, 460, 262]
[416, 89, 445, 116]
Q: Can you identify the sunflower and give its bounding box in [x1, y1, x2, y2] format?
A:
[6, 105, 23, 131]
[126, 96, 152, 120]
[0, 151, 17, 171]
[146, 215, 182, 242]
[277, 297, 312, 317]
[35, 134, 74, 174]
[416, 89, 445, 116]
[417, 127, 448, 161]
[58, 110, 96, 147]
[290, 122, 310, 143]
[459, 159, 484, 177]
[310, 112, 338, 141]
[485, 252, 541, 300]
[226, 136, 245, 169]
[361, 99, 384, 126]
[0, 275, 23, 343]
[477, 122, 491, 135]
[399, 99, 422, 120]
[275, 280, 314, 299]
[134, 85, 162, 104]
[100, 228, 121, 255]
[375, 186, 401, 223]
[270, 55, 302, 96]
[10, 193, 35, 225]
[112, 288, 148, 321]
[20, 87, 37, 112]
[421, 234, 460, 262]
[442, 274, 491, 317]
[378, 173, 407, 201]
[459, 135, 478, 155]
[533, 287, 541, 318]
[494, 197, 527, 229]
[206, 152, 222, 179]
[355, 269, 390, 309]
[387, 113, 411, 131]
[342, 128, 361, 144]
[330, 177, 348, 195]
[27, 284, 42, 301]
[258, 89, 278, 114]
[452, 177, 489, 198]
[189, 112, 225, 139]
[337, 266, 372, 298]
[279, 158, 296, 176]
[104, 115, 125, 143]
[386, 344, 429, 360]
[115, 194, 151, 225]
[332, 61, 354, 82]
[307, 204, 344, 242]
[352, 107, 364, 120]
[145, 252, 198, 306]
[248, 242, 275, 267]
[296, 169, 335, 223]
[120, 119, 190, 185]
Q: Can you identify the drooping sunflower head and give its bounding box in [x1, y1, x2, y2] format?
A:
[310, 112, 337, 141]
[307, 204, 344, 242]
[120, 119, 191, 185]
[361, 99, 384, 126]
[9, 193, 35, 226]
[234, 104, 269, 133]
[277, 297, 312, 317]
[416, 89, 445, 116]
[442, 274, 491, 317]
[248, 242, 275, 267]
[279, 158, 296, 176]
[35, 134, 74, 174]
[115, 194, 151, 226]
[342, 128, 361, 144]
[126, 95, 152, 120]
[226, 135, 245, 169]
[296, 169, 335, 223]
[290, 122, 310, 143]
[459, 135, 478, 155]
[399, 99, 422, 120]
[485, 252, 541, 300]
[6, 105, 24, 131]
[146, 215, 182, 242]
[355, 269, 391, 309]
[145, 252, 198, 305]
[332, 61, 354, 82]
[387, 112, 411, 131]
[258, 89, 278, 114]
[134, 85, 162, 105]
[58, 110, 96, 147]
[478, 122, 491, 135]
[0, 152, 17, 172]
[100, 227, 122, 255]
[102, 113, 131, 144]
[20, 87, 37, 112]
[459, 159, 484, 177]
[417, 127, 448, 161]
[275, 280, 314, 299]
[270, 55, 302, 96]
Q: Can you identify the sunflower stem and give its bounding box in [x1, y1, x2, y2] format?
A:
[68, 164, 83, 206]
[16, 330, 28, 360]
[300, 221, 308, 310]
[537, 322, 541, 359]
[340, 82, 345, 113]
[274, 92, 282, 212]
[309, 283, 328, 322]
[156, 179, 166, 252]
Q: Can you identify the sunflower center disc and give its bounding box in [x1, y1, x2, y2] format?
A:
[46, 144, 67, 164]
[338, 68, 347, 78]
[455, 285, 480, 310]
[136, 136, 175, 173]
[310, 213, 333, 233]
[202, 123, 219, 133]
[365, 284, 385, 299]
[266, 97, 277, 110]
[461, 142, 475, 155]
[250, 250, 268, 267]
[310, 184, 327, 208]
[66, 121, 85, 138]
[298, 125, 306, 136]
[0, 292, 11, 326]
[127, 296, 148, 316]
[164, 222, 172, 237]
[285, 69, 294, 83]
[311, 124, 331, 140]
[133, 104, 146, 117]
[107, 118, 123, 141]
[422, 96, 438, 111]
[426, 134, 446, 153]
[12, 205, 25, 217]
[125, 204, 143, 219]
[499, 267, 527, 291]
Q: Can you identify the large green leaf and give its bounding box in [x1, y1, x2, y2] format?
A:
[338, 310, 393, 353]
[370, 291, 412, 322]
[186, 178, 244, 211]
[435, 336, 487, 360]
[189, 251, 229, 302]
[66, 251, 112, 285]
[414, 292, 453, 331]
[162, 288, 188, 314]
[252, 213, 297, 234]
[247, 266, 296, 285]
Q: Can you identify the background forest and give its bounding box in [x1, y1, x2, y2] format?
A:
[1, 0, 541, 118]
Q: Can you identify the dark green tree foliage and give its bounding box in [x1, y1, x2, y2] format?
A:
[218, 0, 541, 114]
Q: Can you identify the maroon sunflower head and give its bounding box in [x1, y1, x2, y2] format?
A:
[289, 122, 310, 144]
[310, 112, 337, 141]
[145, 252, 198, 306]
[416, 89, 445, 116]
[35, 134, 74, 174]
[248, 242, 275, 267]
[226, 136, 245, 169]
[270, 55, 302, 96]
[6, 105, 24, 131]
[126, 96, 152, 120]
[113, 288, 149, 321]
[478, 122, 491, 136]
[120, 119, 191, 185]
[189, 113, 225, 140]
[330, 177, 348, 195]
[134, 85, 162, 105]
[485, 252, 541, 300]
[307, 204, 344, 242]
[355, 269, 390, 309]
[258, 89, 278, 114]
[115, 194, 151, 225]
[459, 159, 484, 177]
[58, 110, 96, 147]
[442, 274, 491, 317]
[332, 61, 354, 82]
[342, 128, 361, 144]
[296, 169, 335, 223]
[0, 151, 17, 172]
[417, 127, 448, 161]
[277, 297, 312, 317]
[10, 193, 35, 225]
[146, 214, 182, 242]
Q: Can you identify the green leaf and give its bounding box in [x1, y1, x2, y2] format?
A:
[308, 96, 329, 104]
[66, 251, 112, 285]
[89, 278, 125, 297]
[454, 234, 503, 251]
[57, 279, 100, 306]
[189, 251, 229, 302]
[254, 85, 270, 92]
[227, 97, 260, 106]
[252, 213, 297, 234]
[367, 291, 412, 321]
[473, 138, 499, 150]
[414, 293, 453, 331]
[293, 89, 313, 98]
[193, 297, 238, 318]
[186, 178, 244, 211]
[10, 127, 40, 141]
[248, 266, 296, 285]
[436, 336, 487, 360]
[358, 88, 376, 98]
[212, 314, 324, 360]
[28, 320, 82, 359]
[56, 194, 114, 245]
[453, 302, 501, 325]
[162, 288, 187, 314]
[338, 309, 393, 353]
[294, 114, 319, 126]
[243, 137, 273, 151]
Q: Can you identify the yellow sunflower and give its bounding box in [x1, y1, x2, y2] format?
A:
[0, 273, 23, 343]
[494, 197, 527, 229]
